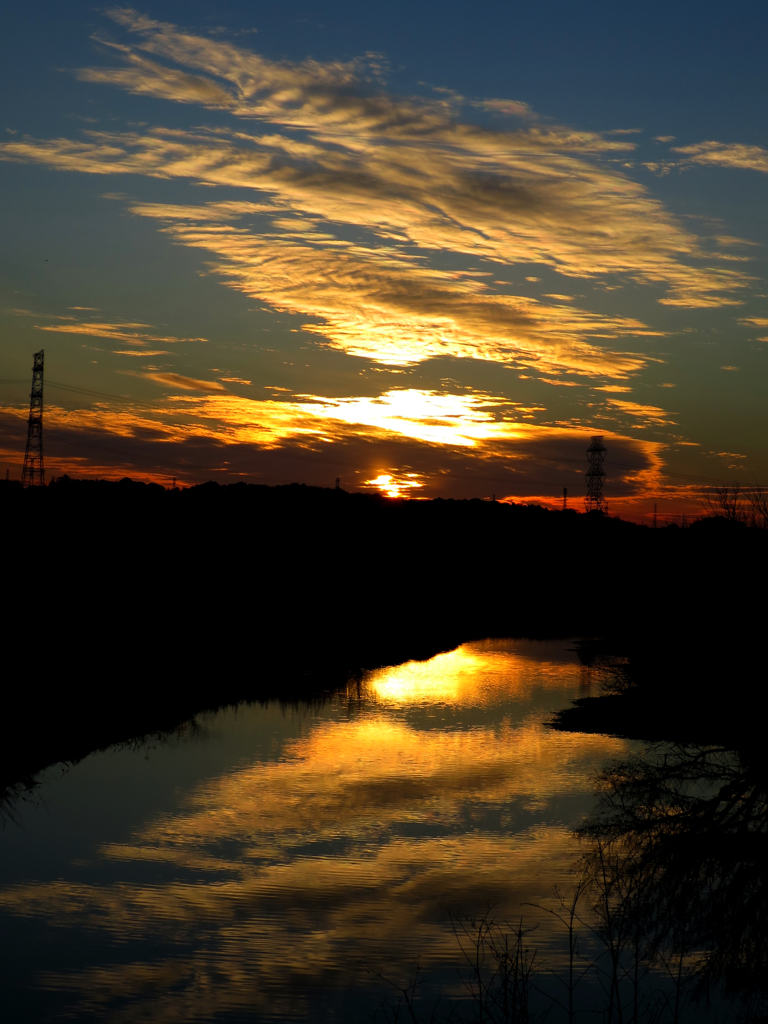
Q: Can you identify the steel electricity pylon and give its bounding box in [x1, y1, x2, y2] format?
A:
[21, 350, 44, 487]
[585, 435, 607, 512]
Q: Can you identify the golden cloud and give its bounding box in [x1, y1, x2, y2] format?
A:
[129, 203, 653, 374]
[112, 350, 169, 356]
[673, 141, 768, 173]
[606, 398, 676, 427]
[2, 388, 553, 451]
[35, 317, 207, 346]
[177, 388, 559, 449]
[0, 9, 752, 323]
[0, 381, 667, 506]
[144, 372, 227, 392]
[1, 127, 746, 313]
[472, 98, 534, 118]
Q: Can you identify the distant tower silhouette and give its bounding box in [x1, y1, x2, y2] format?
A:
[585, 435, 606, 512]
[563, 486, 568, 511]
[21, 349, 44, 487]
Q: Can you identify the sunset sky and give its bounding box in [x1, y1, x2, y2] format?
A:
[2, 2, 767, 514]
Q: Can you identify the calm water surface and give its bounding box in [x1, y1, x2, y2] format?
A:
[0, 640, 638, 1022]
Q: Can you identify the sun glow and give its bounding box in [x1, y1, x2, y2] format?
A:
[12, 385, 547, 451]
[363, 472, 425, 498]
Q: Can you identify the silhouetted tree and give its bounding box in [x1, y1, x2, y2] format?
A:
[746, 483, 768, 528]
[705, 483, 746, 522]
[582, 744, 768, 1019]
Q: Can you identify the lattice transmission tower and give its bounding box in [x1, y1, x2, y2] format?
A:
[585, 435, 606, 512]
[21, 349, 44, 487]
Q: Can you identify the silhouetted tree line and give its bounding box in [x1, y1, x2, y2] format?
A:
[1, 475, 765, 793]
[706, 480, 768, 526]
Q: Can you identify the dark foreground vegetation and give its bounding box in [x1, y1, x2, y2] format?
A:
[376, 739, 768, 1023]
[2, 476, 766, 1021]
[1, 475, 765, 793]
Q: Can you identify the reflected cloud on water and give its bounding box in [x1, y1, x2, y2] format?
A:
[0, 640, 631, 1021]
[4, 640, 764, 1020]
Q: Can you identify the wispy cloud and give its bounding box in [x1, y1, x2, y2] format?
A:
[0, 9, 752, 319]
[144, 372, 227, 392]
[471, 98, 534, 118]
[113, 349, 169, 356]
[1, 126, 746, 311]
[34, 316, 207, 346]
[128, 201, 652, 375]
[672, 141, 768, 173]
[606, 398, 675, 427]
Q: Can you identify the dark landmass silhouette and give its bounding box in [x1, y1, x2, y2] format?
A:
[551, 620, 765, 747]
[1, 476, 764, 798]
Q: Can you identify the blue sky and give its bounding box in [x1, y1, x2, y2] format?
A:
[2, 1, 768, 513]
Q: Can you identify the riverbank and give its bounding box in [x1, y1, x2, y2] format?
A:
[551, 631, 765, 747]
[2, 476, 764, 793]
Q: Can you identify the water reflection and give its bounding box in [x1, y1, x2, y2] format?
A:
[583, 743, 768, 1019]
[0, 640, 631, 1022]
[366, 644, 587, 706]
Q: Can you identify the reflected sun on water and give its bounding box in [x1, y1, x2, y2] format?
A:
[365, 641, 586, 706]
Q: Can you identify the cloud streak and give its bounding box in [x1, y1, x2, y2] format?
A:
[672, 141, 768, 173]
[605, 398, 676, 427]
[34, 316, 207, 346]
[144, 372, 226, 392]
[1, 126, 745, 313]
[130, 201, 652, 374]
[0, 9, 752, 325]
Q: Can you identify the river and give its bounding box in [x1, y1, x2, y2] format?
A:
[0, 639, 724, 1021]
